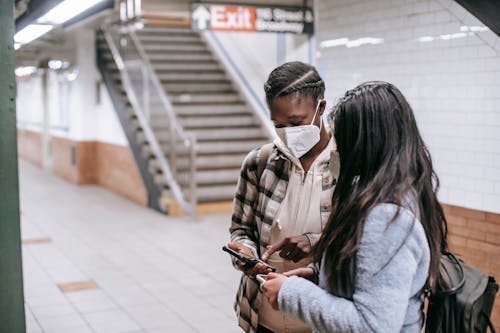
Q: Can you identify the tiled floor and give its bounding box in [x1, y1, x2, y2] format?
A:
[19, 161, 242, 333]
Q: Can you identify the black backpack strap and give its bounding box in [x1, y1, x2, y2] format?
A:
[256, 143, 273, 186]
[440, 252, 466, 295]
[483, 311, 496, 333]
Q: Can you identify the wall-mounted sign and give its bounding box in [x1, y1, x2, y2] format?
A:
[192, 3, 314, 34]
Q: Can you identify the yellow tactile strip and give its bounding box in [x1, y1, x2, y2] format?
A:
[57, 280, 99, 293]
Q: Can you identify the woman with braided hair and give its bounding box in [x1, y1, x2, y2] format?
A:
[226, 61, 339, 333]
[261, 81, 448, 333]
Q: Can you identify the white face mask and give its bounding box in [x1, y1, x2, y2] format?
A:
[276, 100, 323, 158]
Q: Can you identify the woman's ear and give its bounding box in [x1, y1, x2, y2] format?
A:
[319, 99, 327, 115]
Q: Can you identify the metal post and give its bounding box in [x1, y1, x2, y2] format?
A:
[0, 0, 26, 332]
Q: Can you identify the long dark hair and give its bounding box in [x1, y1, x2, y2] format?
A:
[264, 61, 325, 105]
[313, 81, 448, 297]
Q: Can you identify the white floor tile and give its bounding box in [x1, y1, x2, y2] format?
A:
[38, 313, 89, 332]
[84, 309, 141, 333]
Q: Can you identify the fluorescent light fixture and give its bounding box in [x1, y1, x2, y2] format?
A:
[49, 60, 63, 70]
[460, 25, 489, 32]
[320, 38, 348, 48]
[38, 0, 106, 25]
[14, 24, 53, 44]
[48, 60, 70, 70]
[440, 32, 467, 40]
[346, 37, 384, 48]
[14, 43, 21, 50]
[320, 37, 383, 49]
[15, 66, 38, 77]
[418, 36, 434, 42]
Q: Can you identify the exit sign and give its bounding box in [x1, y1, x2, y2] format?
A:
[192, 3, 314, 34]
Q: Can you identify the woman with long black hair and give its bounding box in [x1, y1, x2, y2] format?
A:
[261, 81, 448, 332]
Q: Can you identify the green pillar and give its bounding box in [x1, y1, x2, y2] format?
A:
[0, 0, 26, 332]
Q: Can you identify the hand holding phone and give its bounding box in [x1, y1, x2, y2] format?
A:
[223, 245, 276, 272]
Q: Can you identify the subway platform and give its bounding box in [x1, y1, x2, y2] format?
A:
[20, 160, 241, 333]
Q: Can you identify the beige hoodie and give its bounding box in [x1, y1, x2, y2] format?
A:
[259, 138, 335, 333]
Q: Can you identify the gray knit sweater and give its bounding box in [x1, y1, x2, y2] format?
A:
[278, 204, 430, 333]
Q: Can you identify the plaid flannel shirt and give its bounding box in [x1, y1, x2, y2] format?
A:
[229, 142, 337, 333]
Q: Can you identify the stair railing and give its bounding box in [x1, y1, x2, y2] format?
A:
[102, 22, 197, 218]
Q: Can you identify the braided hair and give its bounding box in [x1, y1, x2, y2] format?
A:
[264, 61, 325, 105]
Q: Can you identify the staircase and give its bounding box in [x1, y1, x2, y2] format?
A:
[96, 23, 270, 214]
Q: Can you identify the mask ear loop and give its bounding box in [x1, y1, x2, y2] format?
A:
[311, 99, 325, 130]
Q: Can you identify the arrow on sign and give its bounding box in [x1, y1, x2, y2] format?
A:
[192, 5, 211, 30]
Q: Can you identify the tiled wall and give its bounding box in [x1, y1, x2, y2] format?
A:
[315, 0, 500, 215]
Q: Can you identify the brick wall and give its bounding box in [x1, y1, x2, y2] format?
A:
[445, 204, 500, 330]
[315, 0, 500, 214]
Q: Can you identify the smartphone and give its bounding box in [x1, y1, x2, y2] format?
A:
[222, 245, 276, 272]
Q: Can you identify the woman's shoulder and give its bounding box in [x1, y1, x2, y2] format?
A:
[364, 203, 421, 235]
[359, 203, 428, 272]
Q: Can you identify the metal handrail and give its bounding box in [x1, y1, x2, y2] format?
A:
[102, 24, 196, 217]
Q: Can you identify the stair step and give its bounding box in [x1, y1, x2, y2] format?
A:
[150, 140, 264, 156]
[198, 168, 240, 185]
[150, 154, 245, 171]
[137, 35, 202, 43]
[170, 93, 241, 104]
[157, 72, 227, 82]
[148, 53, 214, 61]
[196, 184, 237, 202]
[153, 62, 221, 72]
[142, 43, 208, 52]
[162, 184, 236, 203]
[154, 168, 240, 187]
[179, 115, 259, 129]
[194, 128, 265, 141]
[155, 128, 265, 142]
[163, 82, 234, 93]
[197, 154, 246, 170]
[174, 104, 250, 116]
[151, 114, 257, 129]
[139, 26, 194, 34]
[195, 141, 266, 155]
